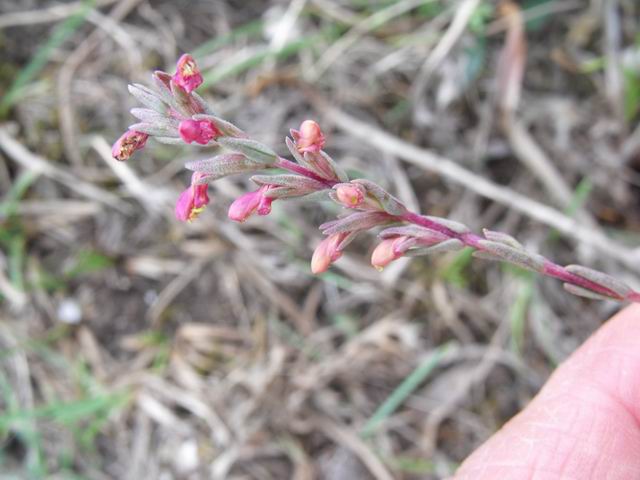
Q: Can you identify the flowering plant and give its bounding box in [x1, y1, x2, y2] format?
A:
[112, 54, 640, 303]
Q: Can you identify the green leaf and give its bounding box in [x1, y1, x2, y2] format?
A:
[0, 0, 96, 116]
[361, 342, 452, 437]
[623, 69, 640, 122]
[64, 250, 114, 279]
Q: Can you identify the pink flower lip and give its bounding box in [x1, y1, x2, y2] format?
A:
[111, 130, 149, 161]
[228, 186, 274, 223]
[172, 54, 203, 93]
[175, 173, 210, 222]
[228, 189, 262, 223]
[179, 119, 219, 145]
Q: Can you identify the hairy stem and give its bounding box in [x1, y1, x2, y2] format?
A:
[275, 157, 335, 187]
[275, 143, 634, 301]
[402, 212, 624, 300]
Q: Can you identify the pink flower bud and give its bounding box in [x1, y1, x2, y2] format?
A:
[179, 119, 219, 145]
[175, 173, 210, 222]
[335, 183, 365, 208]
[172, 54, 203, 93]
[371, 236, 409, 271]
[111, 130, 149, 161]
[291, 120, 325, 153]
[311, 233, 347, 274]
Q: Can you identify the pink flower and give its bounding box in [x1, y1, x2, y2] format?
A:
[371, 236, 410, 271]
[291, 120, 325, 153]
[257, 191, 274, 216]
[172, 54, 203, 93]
[179, 119, 219, 145]
[311, 233, 348, 274]
[175, 173, 210, 222]
[335, 183, 365, 208]
[111, 130, 149, 161]
[228, 186, 274, 222]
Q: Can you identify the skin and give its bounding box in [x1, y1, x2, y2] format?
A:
[453, 304, 640, 480]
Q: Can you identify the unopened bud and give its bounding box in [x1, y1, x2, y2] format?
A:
[291, 120, 325, 153]
[311, 233, 347, 274]
[371, 236, 409, 271]
[334, 183, 365, 208]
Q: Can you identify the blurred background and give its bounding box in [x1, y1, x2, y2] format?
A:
[1, 0, 639, 478]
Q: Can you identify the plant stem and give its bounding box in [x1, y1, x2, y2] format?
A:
[275, 157, 335, 187]
[277, 153, 635, 302]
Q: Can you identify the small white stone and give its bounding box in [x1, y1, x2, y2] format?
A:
[57, 298, 82, 324]
[174, 439, 199, 474]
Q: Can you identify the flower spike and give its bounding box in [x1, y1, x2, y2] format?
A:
[113, 53, 640, 305]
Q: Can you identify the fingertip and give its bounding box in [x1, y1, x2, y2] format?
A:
[456, 302, 640, 479]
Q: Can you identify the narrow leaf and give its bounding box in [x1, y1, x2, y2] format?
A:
[153, 136, 185, 145]
[285, 136, 307, 165]
[193, 114, 247, 138]
[128, 84, 167, 114]
[353, 179, 407, 216]
[405, 239, 464, 256]
[218, 137, 278, 164]
[424, 216, 469, 234]
[186, 154, 263, 180]
[380, 225, 448, 243]
[483, 229, 523, 249]
[563, 283, 616, 301]
[128, 122, 178, 137]
[191, 92, 215, 115]
[476, 240, 545, 272]
[130, 108, 173, 125]
[319, 151, 349, 182]
[251, 174, 325, 191]
[565, 265, 630, 298]
[321, 211, 392, 235]
[151, 71, 176, 105]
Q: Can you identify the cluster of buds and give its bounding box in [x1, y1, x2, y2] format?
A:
[113, 54, 640, 304]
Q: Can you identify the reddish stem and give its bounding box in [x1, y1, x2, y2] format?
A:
[402, 211, 624, 299]
[279, 154, 634, 302]
[275, 157, 335, 187]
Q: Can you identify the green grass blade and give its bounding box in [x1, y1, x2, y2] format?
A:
[361, 342, 452, 437]
[201, 25, 342, 88]
[0, 0, 96, 116]
[191, 19, 264, 58]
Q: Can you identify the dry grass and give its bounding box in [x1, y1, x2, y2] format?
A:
[1, 0, 639, 478]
